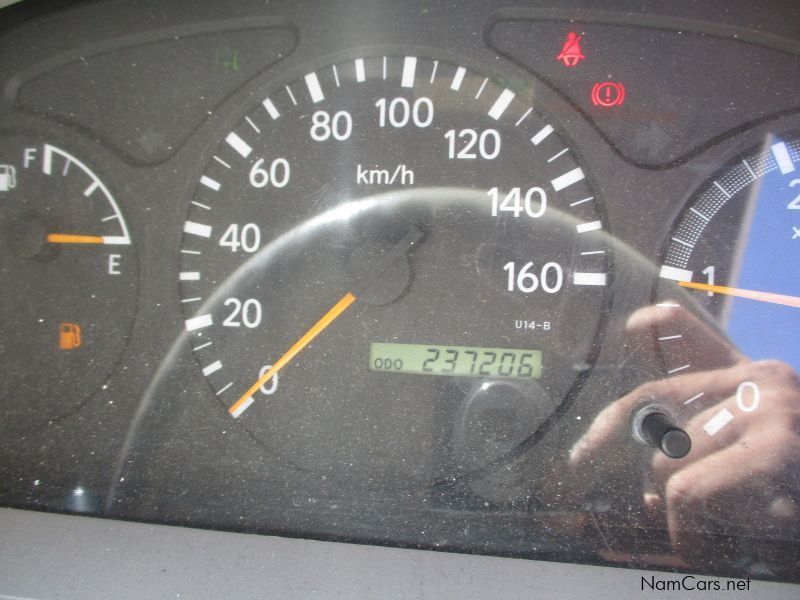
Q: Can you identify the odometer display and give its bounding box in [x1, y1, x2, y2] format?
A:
[370, 342, 543, 379]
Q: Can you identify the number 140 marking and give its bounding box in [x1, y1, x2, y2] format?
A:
[488, 187, 547, 218]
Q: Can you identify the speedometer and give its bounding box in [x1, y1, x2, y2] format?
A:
[179, 55, 611, 483]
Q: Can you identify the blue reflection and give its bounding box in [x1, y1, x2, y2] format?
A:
[727, 139, 800, 372]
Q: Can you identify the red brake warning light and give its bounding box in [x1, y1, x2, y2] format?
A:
[591, 82, 626, 107]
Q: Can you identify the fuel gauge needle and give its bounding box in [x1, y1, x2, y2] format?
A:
[679, 281, 800, 308]
[228, 225, 424, 418]
[47, 233, 105, 244]
[47, 233, 130, 245]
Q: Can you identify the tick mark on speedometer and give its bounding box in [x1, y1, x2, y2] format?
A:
[183, 221, 213, 238]
[304, 72, 325, 103]
[450, 66, 466, 90]
[202, 361, 223, 377]
[199, 175, 221, 191]
[213, 156, 232, 169]
[551, 167, 585, 191]
[262, 98, 281, 119]
[185, 314, 213, 331]
[531, 124, 554, 145]
[474, 77, 488, 99]
[429, 60, 438, 83]
[570, 196, 594, 207]
[285, 85, 298, 106]
[355, 58, 366, 82]
[573, 272, 607, 286]
[488, 89, 515, 120]
[576, 220, 602, 233]
[401, 57, 417, 88]
[245, 117, 261, 134]
[547, 148, 570, 163]
[515, 107, 533, 127]
[225, 132, 253, 158]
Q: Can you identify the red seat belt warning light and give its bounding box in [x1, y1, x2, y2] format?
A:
[556, 32, 585, 67]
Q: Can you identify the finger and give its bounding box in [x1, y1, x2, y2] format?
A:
[570, 303, 744, 468]
[652, 360, 800, 482]
[570, 364, 748, 471]
[663, 431, 800, 558]
[626, 303, 745, 370]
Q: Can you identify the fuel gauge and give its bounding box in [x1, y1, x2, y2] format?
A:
[0, 136, 138, 434]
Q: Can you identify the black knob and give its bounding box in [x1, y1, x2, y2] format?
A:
[639, 411, 691, 459]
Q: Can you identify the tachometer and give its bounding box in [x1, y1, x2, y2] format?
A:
[606, 134, 800, 560]
[657, 133, 800, 371]
[652, 133, 800, 440]
[179, 55, 611, 485]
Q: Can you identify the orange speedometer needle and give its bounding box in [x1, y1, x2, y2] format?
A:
[228, 291, 357, 417]
[47, 233, 105, 244]
[679, 280, 800, 308]
[228, 225, 424, 419]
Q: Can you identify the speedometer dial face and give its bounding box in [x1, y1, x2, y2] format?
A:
[179, 55, 611, 484]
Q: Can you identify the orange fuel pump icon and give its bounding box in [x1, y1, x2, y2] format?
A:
[59, 322, 82, 350]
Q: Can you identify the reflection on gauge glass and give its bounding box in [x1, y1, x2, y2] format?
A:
[179, 55, 612, 484]
[654, 133, 799, 435]
[641, 133, 800, 569]
[657, 134, 800, 364]
[0, 137, 137, 433]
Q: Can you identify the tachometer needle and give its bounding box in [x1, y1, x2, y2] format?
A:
[47, 233, 105, 244]
[228, 225, 424, 419]
[679, 280, 800, 308]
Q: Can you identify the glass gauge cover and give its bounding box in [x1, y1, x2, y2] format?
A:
[179, 55, 612, 487]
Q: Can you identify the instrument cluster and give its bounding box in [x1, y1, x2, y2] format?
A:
[0, 0, 799, 586]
